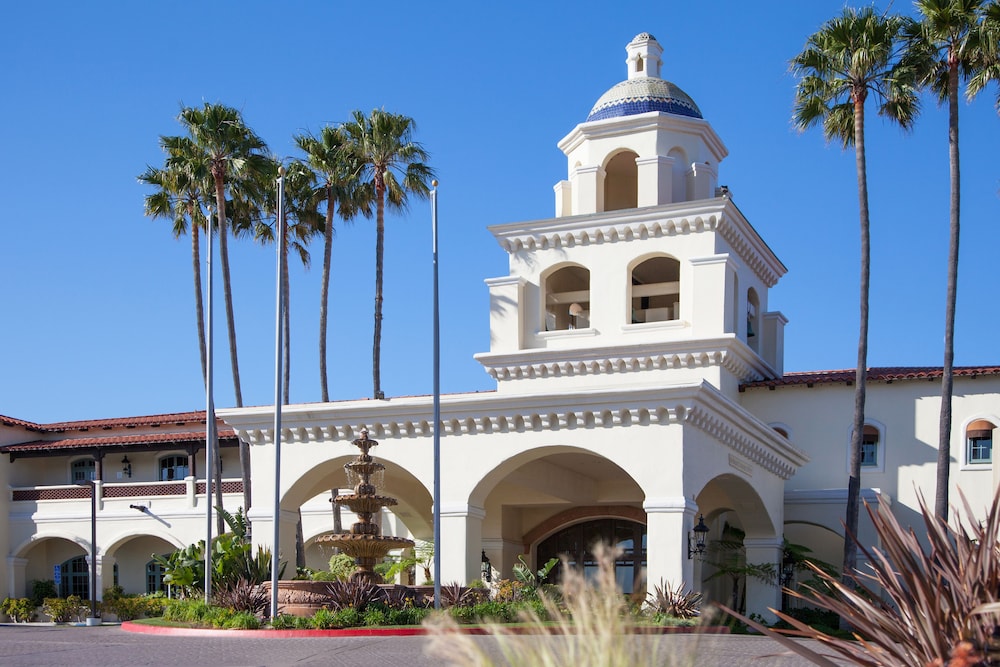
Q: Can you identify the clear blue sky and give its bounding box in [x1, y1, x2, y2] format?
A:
[2, 1, 997, 423]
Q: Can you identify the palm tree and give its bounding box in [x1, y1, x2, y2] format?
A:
[174, 103, 269, 520]
[791, 7, 919, 598]
[295, 126, 373, 402]
[140, 136, 227, 535]
[138, 137, 210, 383]
[342, 109, 435, 399]
[255, 158, 322, 404]
[968, 2, 1000, 105]
[907, 0, 998, 522]
[174, 103, 270, 408]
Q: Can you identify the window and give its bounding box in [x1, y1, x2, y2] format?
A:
[71, 459, 96, 483]
[159, 455, 189, 481]
[58, 555, 90, 599]
[536, 518, 646, 594]
[860, 425, 879, 467]
[544, 266, 590, 331]
[966, 420, 994, 465]
[630, 256, 680, 324]
[146, 558, 167, 594]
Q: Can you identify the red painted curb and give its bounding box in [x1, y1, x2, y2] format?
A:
[121, 621, 729, 638]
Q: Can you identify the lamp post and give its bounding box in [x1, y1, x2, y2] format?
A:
[431, 180, 441, 610]
[481, 550, 491, 583]
[687, 514, 709, 559]
[78, 479, 99, 625]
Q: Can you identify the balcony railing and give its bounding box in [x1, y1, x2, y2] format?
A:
[10, 478, 244, 503]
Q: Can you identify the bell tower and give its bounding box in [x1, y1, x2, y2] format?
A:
[476, 33, 787, 399]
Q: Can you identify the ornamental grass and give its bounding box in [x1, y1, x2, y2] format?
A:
[424, 543, 698, 667]
[723, 489, 1000, 666]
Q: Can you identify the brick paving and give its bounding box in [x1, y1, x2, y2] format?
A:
[0, 623, 830, 666]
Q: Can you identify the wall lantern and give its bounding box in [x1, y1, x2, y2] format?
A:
[481, 550, 492, 582]
[121, 455, 132, 479]
[688, 514, 709, 559]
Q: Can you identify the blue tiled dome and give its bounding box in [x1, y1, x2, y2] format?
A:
[587, 78, 702, 122]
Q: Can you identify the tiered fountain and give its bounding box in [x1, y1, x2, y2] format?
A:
[315, 429, 414, 584]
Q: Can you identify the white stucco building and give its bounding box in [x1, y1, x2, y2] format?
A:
[2, 33, 997, 620]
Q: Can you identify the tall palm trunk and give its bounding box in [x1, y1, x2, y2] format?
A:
[212, 170, 252, 520]
[189, 207, 207, 385]
[372, 178, 386, 400]
[319, 188, 335, 402]
[843, 94, 870, 598]
[935, 58, 961, 521]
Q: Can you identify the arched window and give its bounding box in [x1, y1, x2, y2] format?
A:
[544, 266, 590, 331]
[966, 420, 994, 465]
[146, 558, 167, 594]
[71, 459, 95, 483]
[58, 555, 90, 599]
[861, 425, 880, 467]
[536, 518, 646, 594]
[604, 151, 638, 212]
[630, 256, 680, 324]
[159, 455, 189, 482]
[746, 288, 761, 352]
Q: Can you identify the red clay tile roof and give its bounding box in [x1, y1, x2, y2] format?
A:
[0, 415, 44, 431]
[0, 429, 238, 454]
[741, 366, 1000, 390]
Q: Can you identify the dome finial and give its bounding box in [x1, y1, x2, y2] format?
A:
[627, 32, 663, 80]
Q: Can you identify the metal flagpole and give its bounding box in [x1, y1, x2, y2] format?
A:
[431, 180, 441, 610]
[204, 204, 216, 605]
[270, 166, 286, 620]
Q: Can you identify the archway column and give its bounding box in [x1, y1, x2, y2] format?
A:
[438, 503, 485, 586]
[643, 497, 697, 595]
[7, 557, 27, 601]
[743, 537, 783, 622]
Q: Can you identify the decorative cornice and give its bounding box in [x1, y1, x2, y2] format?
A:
[488, 200, 785, 287]
[221, 383, 806, 482]
[474, 337, 770, 385]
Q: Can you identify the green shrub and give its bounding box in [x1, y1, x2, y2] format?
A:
[269, 613, 298, 629]
[386, 606, 429, 626]
[327, 554, 356, 581]
[310, 608, 338, 629]
[223, 611, 260, 629]
[101, 594, 150, 621]
[1, 597, 35, 623]
[30, 580, 57, 607]
[362, 606, 389, 626]
[42, 596, 89, 623]
[163, 598, 211, 623]
[331, 607, 362, 628]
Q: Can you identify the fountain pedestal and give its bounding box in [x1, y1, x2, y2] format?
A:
[314, 430, 414, 584]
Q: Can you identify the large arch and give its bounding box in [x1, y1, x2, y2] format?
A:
[278, 452, 433, 573]
[467, 444, 645, 583]
[694, 473, 782, 616]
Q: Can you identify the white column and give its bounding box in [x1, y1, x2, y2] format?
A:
[438, 503, 485, 585]
[743, 537, 783, 623]
[635, 155, 674, 207]
[554, 180, 572, 217]
[7, 557, 27, 601]
[643, 497, 697, 594]
[572, 165, 603, 215]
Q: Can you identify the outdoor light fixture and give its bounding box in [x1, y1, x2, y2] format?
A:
[481, 550, 492, 583]
[121, 456, 132, 479]
[688, 514, 709, 559]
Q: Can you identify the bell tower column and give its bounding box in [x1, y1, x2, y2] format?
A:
[636, 155, 674, 207]
[572, 165, 604, 216]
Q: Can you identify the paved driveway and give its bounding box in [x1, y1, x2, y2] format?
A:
[0, 624, 830, 666]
